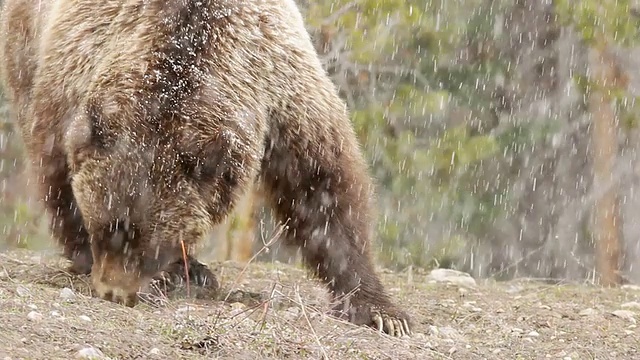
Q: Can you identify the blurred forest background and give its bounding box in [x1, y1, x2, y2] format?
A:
[2, 0, 640, 286]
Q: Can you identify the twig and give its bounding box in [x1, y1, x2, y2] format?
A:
[180, 233, 190, 298]
[295, 284, 329, 360]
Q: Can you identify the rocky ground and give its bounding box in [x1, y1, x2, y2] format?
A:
[0, 249, 639, 359]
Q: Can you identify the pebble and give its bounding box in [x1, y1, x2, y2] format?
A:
[177, 306, 197, 312]
[27, 311, 42, 321]
[148, 348, 160, 356]
[426, 269, 477, 288]
[622, 285, 640, 291]
[75, 347, 105, 359]
[428, 325, 439, 336]
[60, 288, 76, 301]
[621, 302, 640, 310]
[579, 308, 597, 316]
[612, 310, 636, 323]
[527, 330, 540, 337]
[79, 315, 92, 322]
[230, 303, 246, 317]
[16, 286, 29, 297]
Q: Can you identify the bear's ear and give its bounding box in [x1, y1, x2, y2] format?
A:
[64, 102, 109, 170]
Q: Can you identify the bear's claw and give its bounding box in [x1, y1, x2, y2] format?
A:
[371, 308, 412, 337]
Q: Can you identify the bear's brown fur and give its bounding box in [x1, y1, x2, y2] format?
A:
[0, 0, 411, 336]
[0, 0, 217, 290]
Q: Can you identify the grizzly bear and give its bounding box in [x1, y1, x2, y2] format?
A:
[0, 0, 411, 336]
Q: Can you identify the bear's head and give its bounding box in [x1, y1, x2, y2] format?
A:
[62, 100, 226, 281]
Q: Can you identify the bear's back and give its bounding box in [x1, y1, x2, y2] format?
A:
[30, 0, 282, 132]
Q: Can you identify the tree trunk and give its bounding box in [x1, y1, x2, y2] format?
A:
[589, 43, 622, 287]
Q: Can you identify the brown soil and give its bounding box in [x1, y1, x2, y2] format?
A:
[0, 249, 639, 359]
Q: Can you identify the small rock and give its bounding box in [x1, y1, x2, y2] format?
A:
[579, 308, 597, 316]
[496, 308, 505, 313]
[286, 307, 300, 316]
[27, 304, 37, 310]
[622, 284, 640, 291]
[27, 311, 42, 321]
[16, 286, 29, 297]
[230, 302, 246, 317]
[60, 288, 76, 301]
[621, 302, 640, 310]
[51, 311, 61, 317]
[612, 310, 636, 323]
[176, 306, 196, 313]
[428, 325, 439, 336]
[148, 348, 160, 356]
[79, 315, 92, 322]
[527, 330, 540, 337]
[439, 326, 460, 339]
[505, 285, 524, 294]
[75, 347, 104, 359]
[426, 269, 477, 288]
[230, 302, 246, 311]
[511, 327, 524, 334]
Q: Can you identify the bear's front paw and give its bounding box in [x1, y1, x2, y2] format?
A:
[331, 301, 412, 337]
[369, 305, 412, 337]
[91, 259, 147, 307]
[149, 257, 219, 295]
[67, 244, 93, 275]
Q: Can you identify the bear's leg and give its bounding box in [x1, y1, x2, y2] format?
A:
[33, 152, 93, 275]
[260, 119, 411, 337]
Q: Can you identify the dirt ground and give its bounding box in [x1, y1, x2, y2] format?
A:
[0, 249, 638, 359]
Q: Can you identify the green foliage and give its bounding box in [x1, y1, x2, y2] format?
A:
[556, 0, 640, 46]
[426, 126, 499, 182]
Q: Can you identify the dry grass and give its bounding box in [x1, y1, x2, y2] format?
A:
[0, 249, 639, 359]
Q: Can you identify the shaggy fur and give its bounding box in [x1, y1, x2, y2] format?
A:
[0, 0, 411, 336]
